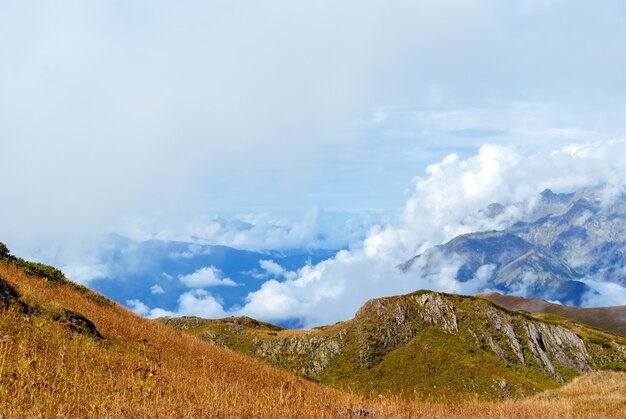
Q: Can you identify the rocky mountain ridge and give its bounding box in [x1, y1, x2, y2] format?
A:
[158, 290, 626, 400]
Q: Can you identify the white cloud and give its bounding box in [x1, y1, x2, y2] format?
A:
[61, 263, 108, 284]
[127, 289, 228, 319]
[125, 140, 626, 327]
[5, 2, 626, 325]
[260, 260, 285, 276]
[259, 260, 298, 280]
[150, 284, 165, 295]
[126, 299, 150, 316]
[114, 207, 374, 252]
[582, 279, 626, 307]
[179, 266, 238, 288]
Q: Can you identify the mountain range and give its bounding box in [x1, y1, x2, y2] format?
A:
[67, 186, 626, 328]
[402, 187, 626, 306]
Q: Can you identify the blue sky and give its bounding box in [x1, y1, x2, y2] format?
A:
[2, 2, 626, 323]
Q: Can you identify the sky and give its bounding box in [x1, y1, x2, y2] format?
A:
[2, 1, 626, 325]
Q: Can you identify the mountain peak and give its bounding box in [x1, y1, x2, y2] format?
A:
[404, 187, 626, 305]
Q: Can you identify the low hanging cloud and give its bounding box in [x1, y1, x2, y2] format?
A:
[259, 260, 298, 280]
[128, 140, 626, 327]
[237, 140, 626, 327]
[117, 207, 375, 252]
[179, 266, 238, 288]
[127, 289, 228, 319]
[150, 285, 165, 295]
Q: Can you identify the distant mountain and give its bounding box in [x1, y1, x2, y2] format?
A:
[477, 292, 626, 336]
[402, 187, 626, 305]
[158, 290, 626, 401]
[88, 234, 338, 317]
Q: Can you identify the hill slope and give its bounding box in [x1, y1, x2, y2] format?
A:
[0, 247, 380, 417]
[159, 291, 626, 401]
[477, 292, 626, 336]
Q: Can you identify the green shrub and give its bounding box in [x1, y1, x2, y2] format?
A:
[600, 362, 626, 372]
[589, 337, 612, 349]
[0, 242, 17, 263]
[86, 293, 114, 307]
[0, 242, 11, 259]
[67, 282, 90, 294]
[15, 259, 66, 283]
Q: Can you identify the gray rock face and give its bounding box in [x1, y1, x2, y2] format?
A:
[248, 292, 609, 380]
[457, 298, 593, 380]
[353, 297, 418, 367]
[511, 189, 626, 288]
[524, 322, 561, 381]
[250, 331, 347, 377]
[521, 320, 592, 383]
[159, 316, 214, 330]
[413, 292, 458, 332]
[484, 307, 525, 363]
[353, 292, 458, 367]
[403, 187, 626, 305]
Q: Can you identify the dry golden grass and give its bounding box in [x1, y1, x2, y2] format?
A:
[1, 263, 625, 418]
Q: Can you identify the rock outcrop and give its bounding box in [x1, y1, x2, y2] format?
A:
[251, 331, 347, 376]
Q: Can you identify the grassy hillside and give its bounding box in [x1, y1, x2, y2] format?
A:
[1, 244, 625, 417]
[160, 291, 626, 402]
[0, 249, 381, 417]
[478, 292, 626, 336]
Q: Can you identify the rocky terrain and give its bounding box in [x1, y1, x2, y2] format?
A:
[401, 187, 626, 305]
[158, 290, 626, 400]
[478, 292, 626, 336]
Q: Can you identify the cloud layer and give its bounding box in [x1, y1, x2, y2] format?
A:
[3, 1, 626, 255]
[132, 140, 626, 326]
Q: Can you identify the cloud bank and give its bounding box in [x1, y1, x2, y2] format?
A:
[132, 140, 626, 326]
[179, 267, 237, 288]
[116, 207, 375, 252]
[3, 1, 626, 256]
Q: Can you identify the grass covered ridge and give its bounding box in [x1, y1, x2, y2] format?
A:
[167, 291, 626, 403]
